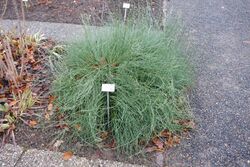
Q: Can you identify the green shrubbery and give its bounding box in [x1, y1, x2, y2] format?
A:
[52, 22, 193, 154]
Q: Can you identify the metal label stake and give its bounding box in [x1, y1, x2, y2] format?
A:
[102, 84, 115, 128]
[123, 3, 130, 22]
[22, 0, 29, 7]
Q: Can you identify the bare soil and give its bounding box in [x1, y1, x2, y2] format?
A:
[0, 0, 163, 25]
[12, 122, 155, 166]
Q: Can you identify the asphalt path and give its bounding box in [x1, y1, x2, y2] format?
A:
[165, 0, 250, 166]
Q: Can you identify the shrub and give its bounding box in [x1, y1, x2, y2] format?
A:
[52, 22, 193, 154]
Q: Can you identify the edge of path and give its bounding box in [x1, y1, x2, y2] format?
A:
[0, 144, 142, 167]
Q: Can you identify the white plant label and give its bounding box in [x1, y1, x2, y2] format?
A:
[22, 0, 28, 2]
[102, 84, 115, 92]
[123, 3, 130, 9]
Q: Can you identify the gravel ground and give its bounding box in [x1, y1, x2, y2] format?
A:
[164, 0, 250, 166]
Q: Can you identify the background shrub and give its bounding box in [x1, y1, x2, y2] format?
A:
[52, 22, 193, 154]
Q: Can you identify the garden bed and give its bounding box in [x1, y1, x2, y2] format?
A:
[0, 31, 154, 165]
[0, 25, 194, 166]
[0, 0, 163, 25]
[0, 1, 194, 166]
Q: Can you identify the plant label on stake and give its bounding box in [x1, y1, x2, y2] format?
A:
[22, 0, 29, 8]
[123, 2, 130, 22]
[123, 2, 130, 9]
[102, 84, 115, 92]
[102, 84, 115, 128]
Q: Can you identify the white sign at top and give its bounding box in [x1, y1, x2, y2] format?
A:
[102, 84, 116, 92]
[123, 3, 130, 9]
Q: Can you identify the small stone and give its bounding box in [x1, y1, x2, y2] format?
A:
[75, 142, 83, 149]
[53, 140, 64, 148]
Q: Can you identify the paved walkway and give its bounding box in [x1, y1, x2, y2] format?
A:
[164, 0, 250, 166]
[0, 144, 141, 167]
[1, 19, 87, 42]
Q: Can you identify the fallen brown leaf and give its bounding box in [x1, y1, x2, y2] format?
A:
[183, 120, 195, 129]
[165, 136, 174, 148]
[75, 124, 81, 131]
[100, 131, 108, 140]
[160, 129, 171, 138]
[177, 120, 195, 129]
[48, 103, 53, 111]
[56, 123, 69, 131]
[63, 151, 73, 160]
[106, 139, 116, 148]
[152, 137, 164, 150]
[29, 120, 37, 127]
[49, 95, 56, 103]
[9, 100, 18, 106]
[145, 146, 158, 153]
[173, 135, 181, 145]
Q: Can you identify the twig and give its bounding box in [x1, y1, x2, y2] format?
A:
[19, 117, 30, 126]
[12, 0, 27, 77]
[30, 106, 47, 110]
[1, 133, 6, 148]
[1, 39, 19, 88]
[20, 0, 26, 33]
[11, 130, 16, 146]
[12, 106, 47, 110]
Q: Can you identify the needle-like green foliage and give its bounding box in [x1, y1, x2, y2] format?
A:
[52, 22, 193, 154]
